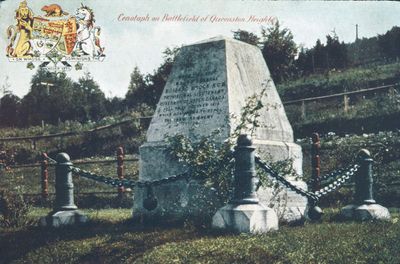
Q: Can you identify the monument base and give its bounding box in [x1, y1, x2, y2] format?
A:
[212, 203, 278, 233]
[254, 140, 308, 223]
[39, 210, 88, 227]
[132, 179, 223, 224]
[257, 178, 308, 224]
[134, 140, 308, 224]
[341, 204, 391, 221]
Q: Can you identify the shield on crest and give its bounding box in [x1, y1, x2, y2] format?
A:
[31, 17, 77, 56]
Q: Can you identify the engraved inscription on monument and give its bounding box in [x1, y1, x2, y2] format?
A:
[147, 40, 230, 142]
[157, 75, 226, 124]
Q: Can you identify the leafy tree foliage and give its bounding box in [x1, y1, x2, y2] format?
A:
[0, 93, 20, 127]
[296, 33, 348, 75]
[232, 29, 260, 46]
[261, 21, 298, 83]
[6, 68, 109, 127]
[73, 72, 107, 122]
[378, 26, 400, 61]
[125, 47, 179, 110]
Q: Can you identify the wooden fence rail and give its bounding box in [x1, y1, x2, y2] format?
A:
[283, 84, 398, 105]
[7, 157, 139, 169]
[0, 117, 152, 143]
[1, 84, 398, 144]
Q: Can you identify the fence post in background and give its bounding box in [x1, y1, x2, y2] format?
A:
[311, 133, 321, 192]
[40, 153, 87, 227]
[301, 100, 306, 120]
[212, 134, 278, 233]
[341, 149, 391, 221]
[31, 139, 37, 150]
[117, 146, 125, 196]
[41, 153, 49, 199]
[343, 94, 349, 113]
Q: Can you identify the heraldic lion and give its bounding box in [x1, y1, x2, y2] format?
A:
[6, 0, 34, 58]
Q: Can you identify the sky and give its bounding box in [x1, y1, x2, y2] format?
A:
[0, 0, 399, 98]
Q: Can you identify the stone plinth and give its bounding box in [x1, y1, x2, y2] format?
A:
[212, 203, 278, 233]
[341, 204, 391, 221]
[133, 36, 307, 223]
[40, 210, 88, 228]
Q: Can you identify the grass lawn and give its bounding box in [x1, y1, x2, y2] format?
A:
[0, 208, 399, 264]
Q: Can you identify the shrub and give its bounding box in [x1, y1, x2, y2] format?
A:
[0, 188, 31, 227]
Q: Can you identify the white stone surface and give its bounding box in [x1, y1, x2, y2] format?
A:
[212, 203, 278, 233]
[39, 210, 88, 227]
[134, 36, 307, 223]
[257, 178, 308, 223]
[341, 204, 391, 221]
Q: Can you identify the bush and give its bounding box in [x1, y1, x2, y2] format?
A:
[0, 188, 31, 227]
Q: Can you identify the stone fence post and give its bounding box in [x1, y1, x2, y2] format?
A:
[354, 149, 375, 205]
[232, 135, 258, 204]
[54, 153, 77, 211]
[40, 153, 87, 227]
[212, 134, 278, 233]
[341, 149, 391, 221]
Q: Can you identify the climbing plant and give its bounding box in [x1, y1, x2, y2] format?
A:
[166, 81, 297, 204]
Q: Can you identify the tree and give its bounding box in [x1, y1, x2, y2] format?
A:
[261, 21, 298, 83]
[325, 32, 348, 69]
[73, 72, 107, 121]
[233, 29, 260, 46]
[19, 68, 75, 126]
[378, 26, 400, 61]
[125, 47, 180, 110]
[125, 66, 146, 109]
[0, 93, 20, 127]
[313, 39, 325, 70]
[18, 68, 108, 127]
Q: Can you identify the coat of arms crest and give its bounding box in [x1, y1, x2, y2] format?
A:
[6, 1, 105, 71]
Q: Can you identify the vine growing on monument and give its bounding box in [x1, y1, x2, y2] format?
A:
[166, 81, 297, 205]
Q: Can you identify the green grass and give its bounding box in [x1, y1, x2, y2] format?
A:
[276, 62, 400, 137]
[0, 208, 399, 264]
[278, 62, 400, 100]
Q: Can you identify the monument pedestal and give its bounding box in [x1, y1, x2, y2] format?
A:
[40, 210, 88, 228]
[133, 36, 308, 224]
[255, 140, 307, 223]
[212, 203, 278, 233]
[341, 203, 391, 221]
[132, 142, 223, 223]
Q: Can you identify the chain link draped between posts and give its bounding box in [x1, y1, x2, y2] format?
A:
[254, 154, 360, 204]
[45, 148, 359, 218]
[69, 166, 190, 188]
[46, 152, 359, 203]
[45, 154, 190, 188]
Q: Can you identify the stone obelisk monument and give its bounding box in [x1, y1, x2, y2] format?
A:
[133, 36, 307, 223]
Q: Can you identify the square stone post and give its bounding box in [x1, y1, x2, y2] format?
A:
[40, 153, 87, 227]
[341, 149, 391, 221]
[212, 135, 278, 233]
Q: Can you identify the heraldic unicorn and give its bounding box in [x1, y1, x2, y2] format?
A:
[6, 1, 105, 69]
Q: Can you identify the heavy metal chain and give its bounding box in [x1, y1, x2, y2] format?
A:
[308, 165, 354, 186]
[44, 155, 57, 164]
[70, 166, 190, 188]
[44, 155, 189, 188]
[313, 164, 359, 198]
[255, 154, 360, 203]
[254, 154, 319, 202]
